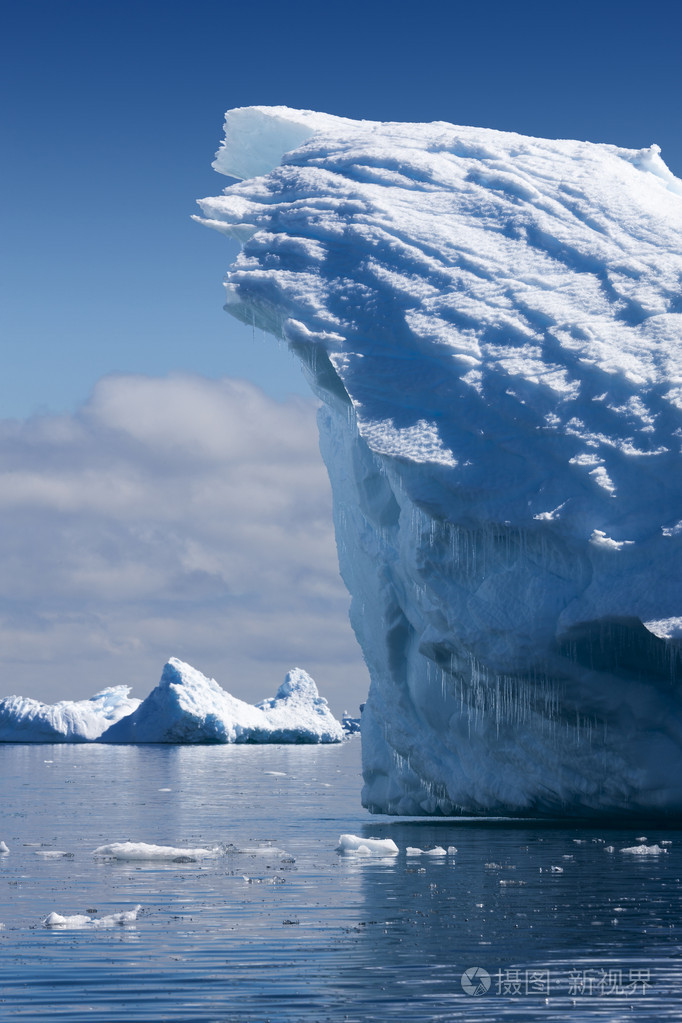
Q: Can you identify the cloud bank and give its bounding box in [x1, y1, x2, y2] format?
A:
[0, 374, 369, 714]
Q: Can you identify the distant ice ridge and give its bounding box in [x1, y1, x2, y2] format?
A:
[197, 105, 682, 816]
[0, 660, 342, 744]
[100, 658, 343, 744]
[0, 687, 140, 743]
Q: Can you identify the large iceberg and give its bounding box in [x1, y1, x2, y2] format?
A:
[0, 687, 140, 743]
[197, 106, 682, 816]
[100, 658, 343, 743]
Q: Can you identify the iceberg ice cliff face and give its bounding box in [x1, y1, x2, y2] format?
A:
[100, 658, 343, 744]
[0, 687, 141, 743]
[197, 106, 682, 816]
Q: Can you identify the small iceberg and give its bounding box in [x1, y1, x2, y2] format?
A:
[43, 905, 142, 928]
[620, 844, 668, 855]
[100, 659, 343, 744]
[0, 687, 140, 743]
[0, 841, 9, 854]
[336, 834, 399, 856]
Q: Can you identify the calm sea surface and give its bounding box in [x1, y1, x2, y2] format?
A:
[0, 739, 681, 1022]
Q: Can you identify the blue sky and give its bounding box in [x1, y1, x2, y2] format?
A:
[4, 0, 681, 418]
[1, 0, 681, 710]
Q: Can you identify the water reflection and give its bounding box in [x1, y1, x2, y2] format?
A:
[341, 817, 682, 1019]
[0, 741, 681, 1021]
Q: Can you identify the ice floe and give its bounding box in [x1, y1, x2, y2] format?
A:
[43, 905, 142, 928]
[336, 834, 399, 856]
[93, 842, 220, 862]
[619, 844, 668, 855]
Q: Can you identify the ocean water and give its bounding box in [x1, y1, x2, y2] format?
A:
[0, 739, 681, 1022]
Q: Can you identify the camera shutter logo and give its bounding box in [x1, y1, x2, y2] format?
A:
[461, 966, 491, 996]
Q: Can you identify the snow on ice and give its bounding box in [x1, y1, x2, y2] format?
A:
[0, 687, 140, 743]
[336, 834, 399, 856]
[43, 905, 142, 928]
[198, 105, 682, 816]
[0, 659, 342, 744]
[93, 842, 220, 861]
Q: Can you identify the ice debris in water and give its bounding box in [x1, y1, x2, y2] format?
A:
[0, 841, 9, 854]
[93, 842, 220, 862]
[406, 846, 450, 856]
[198, 104, 682, 817]
[619, 844, 668, 855]
[336, 834, 399, 856]
[43, 905, 142, 928]
[100, 659, 343, 744]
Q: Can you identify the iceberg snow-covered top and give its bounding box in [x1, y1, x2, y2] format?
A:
[197, 106, 682, 535]
[197, 106, 682, 637]
[0, 687, 140, 743]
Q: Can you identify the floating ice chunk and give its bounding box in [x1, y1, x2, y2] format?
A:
[100, 659, 343, 744]
[0, 687, 141, 743]
[336, 834, 399, 856]
[0, 841, 9, 854]
[35, 850, 73, 859]
[406, 846, 448, 856]
[43, 905, 142, 928]
[620, 844, 667, 855]
[550, 866, 564, 873]
[264, 771, 287, 777]
[92, 842, 219, 861]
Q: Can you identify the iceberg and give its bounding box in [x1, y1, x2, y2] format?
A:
[197, 106, 682, 816]
[99, 658, 343, 743]
[0, 687, 140, 743]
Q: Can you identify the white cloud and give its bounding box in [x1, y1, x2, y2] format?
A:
[0, 373, 369, 716]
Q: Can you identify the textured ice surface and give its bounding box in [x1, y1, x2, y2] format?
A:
[198, 106, 682, 816]
[43, 905, 142, 928]
[100, 658, 343, 744]
[93, 842, 219, 861]
[0, 659, 342, 744]
[0, 687, 141, 743]
[336, 834, 399, 856]
[620, 844, 668, 855]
